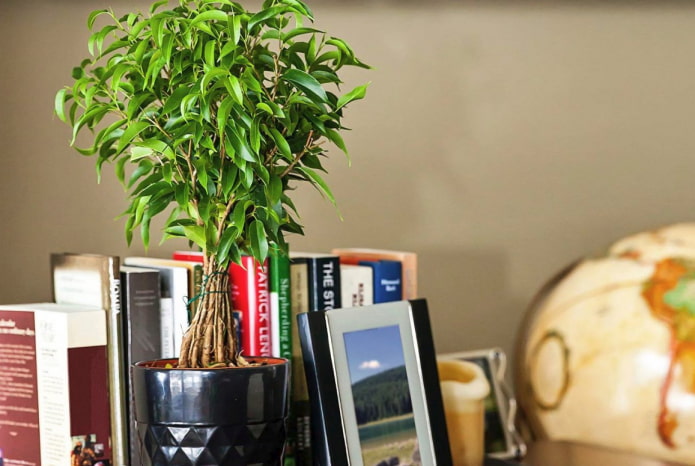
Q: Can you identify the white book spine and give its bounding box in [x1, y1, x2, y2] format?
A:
[270, 291, 280, 358]
[159, 297, 175, 359]
[34, 311, 71, 465]
[340, 265, 374, 308]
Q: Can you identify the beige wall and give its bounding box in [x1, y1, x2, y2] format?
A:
[2, 1, 695, 363]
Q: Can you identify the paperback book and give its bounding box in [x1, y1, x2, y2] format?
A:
[50, 252, 127, 466]
[0, 303, 110, 466]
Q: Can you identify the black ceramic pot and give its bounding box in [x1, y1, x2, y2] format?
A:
[132, 357, 290, 466]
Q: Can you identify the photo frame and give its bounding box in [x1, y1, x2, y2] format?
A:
[438, 348, 526, 460]
[297, 298, 452, 465]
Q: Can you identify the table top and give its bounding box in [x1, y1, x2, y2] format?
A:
[520, 440, 689, 466]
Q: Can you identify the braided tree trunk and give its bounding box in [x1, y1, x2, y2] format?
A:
[178, 256, 246, 368]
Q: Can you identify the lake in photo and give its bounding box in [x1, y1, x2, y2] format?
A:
[343, 325, 421, 465]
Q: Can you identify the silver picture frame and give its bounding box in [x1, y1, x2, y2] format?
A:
[297, 298, 452, 465]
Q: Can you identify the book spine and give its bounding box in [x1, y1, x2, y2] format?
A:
[305, 256, 342, 311]
[105, 258, 128, 466]
[332, 249, 418, 300]
[120, 269, 161, 466]
[159, 297, 175, 358]
[339, 264, 374, 308]
[188, 262, 203, 319]
[269, 247, 292, 360]
[172, 250, 204, 262]
[288, 261, 310, 465]
[360, 260, 403, 303]
[230, 257, 271, 357]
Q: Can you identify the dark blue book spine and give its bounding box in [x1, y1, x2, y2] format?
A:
[359, 260, 402, 303]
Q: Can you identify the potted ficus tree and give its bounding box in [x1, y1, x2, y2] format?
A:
[55, 0, 368, 464]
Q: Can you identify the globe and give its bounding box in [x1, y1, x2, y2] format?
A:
[515, 223, 695, 464]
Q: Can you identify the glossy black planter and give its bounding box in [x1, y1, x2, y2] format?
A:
[132, 357, 290, 466]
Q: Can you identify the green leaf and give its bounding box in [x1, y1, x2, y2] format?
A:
[87, 9, 109, 30]
[249, 219, 269, 263]
[150, 0, 169, 13]
[190, 10, 229, 27]
[232, 200, 250, 229]
[325, 129, 348, 157]
[227, 127, 256, 162]
[232, 14, 242, 44]
[130, 146, 154, 161]
[281, 69, 328, 106]
[116, 121, 150, 154]
[267, 175, 282, 204]
[162, 85, 191, 115]
[282, 27, 322, 41]
[248, 6, 289, 32]
[269, 128, 291, 160]
[220, 40, 237, 60]
[306, 34, 317, 64]
[182, 225, 207, 248]
[221, 164, 239, 196]
[297, 166, 336, 205]
[54, 88, 68, 122]
[204, 40, 216, 67]
[217, 227, 238, 265]
[217, 96, 234, 134]
[256, 102, 273, 115]
[201, 67, 228, 91]
[137, 139, 176, 160]
[115, 156, 128, 185]
[225, 75, 244, 104]
[326, 38, 355, 60]
[336, 83, 369, 110]
[128, 160, 154, 188]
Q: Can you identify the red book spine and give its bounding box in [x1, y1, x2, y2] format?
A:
[172, 251, 204, 262]
[230, 256, 271, 357]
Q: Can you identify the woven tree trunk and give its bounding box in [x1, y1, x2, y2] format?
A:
[178, 256, 243, 368]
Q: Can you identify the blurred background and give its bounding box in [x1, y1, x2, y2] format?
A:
[2, 0, 695, 363]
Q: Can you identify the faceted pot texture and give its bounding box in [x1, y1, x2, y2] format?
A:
[133, 357, 290, 466]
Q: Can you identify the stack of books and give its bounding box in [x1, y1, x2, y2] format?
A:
[0, 247, 418, 465]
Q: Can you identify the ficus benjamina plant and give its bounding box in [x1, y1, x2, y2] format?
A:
[55, 0, 369, 368]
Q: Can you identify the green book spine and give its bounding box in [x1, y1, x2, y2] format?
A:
[269, 246, 292, 360]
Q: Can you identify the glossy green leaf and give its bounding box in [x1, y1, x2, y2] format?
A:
[281, 69, 328, 106]
[269, 128, 291, 160]
[87, 9, 109, 29]
[190, 10, 228, 27]
[336, 83, 369, 110]
[248, 5, 288, 32]
[297, 166, 336, 205]
[182, 225, 207, 248]
[54, 89, 68, 122]
[249, 219, 269, 263]
[217, 226, 238, 265]
[116, 121, 150, 154]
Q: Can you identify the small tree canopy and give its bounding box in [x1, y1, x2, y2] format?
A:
[56, 0, 369, 268]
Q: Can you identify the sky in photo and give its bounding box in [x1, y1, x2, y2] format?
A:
[344, 324, 407, 384]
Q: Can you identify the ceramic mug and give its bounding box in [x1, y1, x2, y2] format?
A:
[438, 359, 490, 466]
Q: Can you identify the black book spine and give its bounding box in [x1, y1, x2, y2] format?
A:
[306, 257, 342, 311]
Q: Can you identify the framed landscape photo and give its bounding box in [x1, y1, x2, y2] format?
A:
[297, 299, 452, 465]
[438, 348, 526, 460]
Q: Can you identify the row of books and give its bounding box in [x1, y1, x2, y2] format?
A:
[0, 248, 417, 466]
